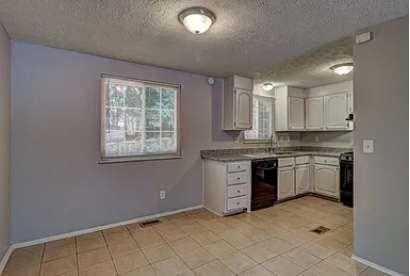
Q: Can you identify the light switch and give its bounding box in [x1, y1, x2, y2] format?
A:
[363, 139, 375, 153]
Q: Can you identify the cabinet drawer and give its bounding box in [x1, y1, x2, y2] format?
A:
[227, 196, 248, 211]
[278, 157, 295, 167]
[227, 172, 248, 185]
[227, 184, 248, 198]
[227, 162, 248, 173]
[314, 156, 339, 166]
[295, 156, 310, 165]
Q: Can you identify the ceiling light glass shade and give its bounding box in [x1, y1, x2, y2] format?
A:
[330, 63, 354, 75]
[262, 82, 274, 91]
[179, 7, 216, 34]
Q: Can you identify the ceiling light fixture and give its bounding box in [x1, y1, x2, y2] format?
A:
[262, 82, 274, 91]
[330, 63, 354, 75]
[178, 7, 216, 35]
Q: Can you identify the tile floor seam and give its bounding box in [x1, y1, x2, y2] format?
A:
[102, 228, 120, 276]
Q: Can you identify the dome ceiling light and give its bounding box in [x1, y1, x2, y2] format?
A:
[330, 63, 354, 75]
[178, 7, 216, 35]
[262, 82, 274, 91]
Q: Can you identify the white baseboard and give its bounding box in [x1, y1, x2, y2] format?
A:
[352, 255, 403, 276]
[12, 205, 203, 250]
[0, 245, 16, 274]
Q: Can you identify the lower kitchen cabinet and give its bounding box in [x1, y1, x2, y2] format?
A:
[295, 164, 310, 195]
[314, 164, 340, 199]
[203, 160, 251, 216]
[278, 166, 295, 200]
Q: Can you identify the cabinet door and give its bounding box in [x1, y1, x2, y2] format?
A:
[314, 165, 340, 198]
[306, 97, 324, 130]
[278, 167, 295, 200]
[324, 93, 348, 129]
[234, 88, 252, 129]
[295, 165, 310, 195]
[288, 97, 305, 130]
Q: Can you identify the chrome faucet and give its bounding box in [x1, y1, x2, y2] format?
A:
[271, 132, 280, 153]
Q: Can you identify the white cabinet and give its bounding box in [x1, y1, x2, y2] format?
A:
[295, 164, 310, 195]
[305, 97, 324, 130]
[274, 86, 305, 131]
[314, 164, 340, 199]
[288, 97, 305, 130]
[222, 75, 253, 130]
[203, 160, 251, 216]
[324, 93, 349, 130]
[278, 166, 295, 200]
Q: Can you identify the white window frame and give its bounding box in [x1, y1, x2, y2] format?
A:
[243, 95, 274, 143]
[99, 74, 181, 163]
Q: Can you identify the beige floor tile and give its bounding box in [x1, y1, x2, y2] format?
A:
[168, 236, 200, 255]
[119, 265, 156, 276]
[262, 255, 305, 276]
[141, 243, 176, 263]
[325, 253, 368, 275]
[112, 250, 149, 275]
[107, 240, 139, 258]
[283, 246, 321, 269]
[220, 251, 257, 274]
[76, 231, 103, 242]
[238, 264, 273, 276]
[178, 221, 206, 234]
[242, 241, 279, 263]
[76, 237, 106, 253]
[132, 230, 165, 248]
[45, 238, 75, 249]
[105, 231, 134, 245]
[204, 240, 237, 259]
[221, 231, 256, 249]
[193, 259, 234, 276]
[152, 257, 192, 276]
[43, 242, 76, 262]
[79, 261, 116, 276]
[190, 230, 221, 246]
[40, 255, 77, 276]
[6, 244, 43, 270]
[78, 247, 111, 271]
[305, 261, 351, 276]
[3, 263, 41, 276]
[178, 246, 215, 269]
[103, 226, 128, 235]
[303, 237, 345, 259]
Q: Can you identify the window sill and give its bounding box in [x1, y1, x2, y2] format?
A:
[98, 155, 182, 164]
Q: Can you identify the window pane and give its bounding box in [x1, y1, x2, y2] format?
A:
[107, 84, 125, 107]
[161, 109, 175, 131]
[161, 132, 176, 152]
[125, 86, 143, 108]
[144, 132, 161, 153]
[145, 109, 160, 131]
[244, 96, 273, 141]
[146, 86, 161, 109]
[106, 108, 125, 131]
[161, 88, 176, 110]
[125, 109, 143, 137]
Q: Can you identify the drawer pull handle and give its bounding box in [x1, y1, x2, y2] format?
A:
[237, 190, 241, 193]
[236, 202, 240, 205]
[237, 177, 240, 180]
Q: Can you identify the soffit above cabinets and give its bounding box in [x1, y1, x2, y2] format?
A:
[0, 0, 408, 77]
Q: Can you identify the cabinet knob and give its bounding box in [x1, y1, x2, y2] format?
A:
[237, 190, 241, 193]
[237, 177, 240, 180]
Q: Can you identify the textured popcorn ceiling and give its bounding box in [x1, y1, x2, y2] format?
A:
[256, 36, 354, 88]
[0, 0, 408, 77]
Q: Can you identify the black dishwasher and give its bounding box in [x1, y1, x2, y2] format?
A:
[251, 159, 277, 211]
[340, 152, 354, 207]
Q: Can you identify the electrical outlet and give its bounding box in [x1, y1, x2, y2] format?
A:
[160, 190, 166, 200]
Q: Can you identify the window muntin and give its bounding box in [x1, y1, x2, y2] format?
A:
[244, 96, 273, 141]
[101, 76, 180, 162]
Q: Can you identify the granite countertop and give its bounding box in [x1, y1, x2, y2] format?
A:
[200, 147, 351, 162]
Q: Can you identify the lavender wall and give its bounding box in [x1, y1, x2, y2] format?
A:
[11, 42, 232, 243]
[0, 24, 10, 259]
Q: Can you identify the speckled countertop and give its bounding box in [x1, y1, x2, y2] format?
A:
[200, 146, 352, 162]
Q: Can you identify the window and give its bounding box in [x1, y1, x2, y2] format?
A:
[244, 95, 273, 141]
[100, 75, 180, 162]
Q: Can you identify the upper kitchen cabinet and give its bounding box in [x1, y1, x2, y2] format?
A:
[305, 81, 354, 131]
[222, 75, 253, 130]
[274, 86, 305, 131]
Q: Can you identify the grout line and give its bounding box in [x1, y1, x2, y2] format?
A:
[74, 237, 80, 276]
[101, 230, 119, 276]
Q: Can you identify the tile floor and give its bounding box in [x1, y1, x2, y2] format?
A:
[2, 196, 388, 276]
